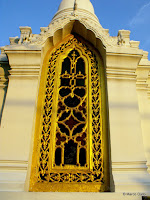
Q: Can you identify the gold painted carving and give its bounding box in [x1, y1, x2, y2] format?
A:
[29, 35, 107, 192]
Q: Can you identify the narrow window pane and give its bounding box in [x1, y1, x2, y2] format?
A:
[62, 57, 71, 74]
[79, 148, 86, 166]
[55, 148, 61, 166]
[64, 140, 77, 165]
[76, 58, 85, 75]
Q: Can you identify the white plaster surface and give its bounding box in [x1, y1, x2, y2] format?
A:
[58, 0, 95, 14]
[108, 79, 146, 162]
[137, 90, 150, 173]
[0, 78, 38, 161]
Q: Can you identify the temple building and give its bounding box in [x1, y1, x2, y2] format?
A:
[0, 0, 150, 199]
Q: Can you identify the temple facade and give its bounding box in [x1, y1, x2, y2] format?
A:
[1, 0, 150, 199]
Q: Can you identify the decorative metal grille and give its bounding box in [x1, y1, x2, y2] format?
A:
[30, 36, 104, 191]
[54, 49, 87, 168]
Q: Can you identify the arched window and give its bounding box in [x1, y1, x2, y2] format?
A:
[29, 35, 110, 192]
[55, 49, 87, 168]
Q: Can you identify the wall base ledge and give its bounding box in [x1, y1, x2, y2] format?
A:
[0, 192, 149, 200]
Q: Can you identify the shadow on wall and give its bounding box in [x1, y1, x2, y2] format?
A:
[0, 61, 10, 125]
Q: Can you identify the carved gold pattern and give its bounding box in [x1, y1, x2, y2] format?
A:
[54, 49, 88, 169]
[30, 35, 105, 192]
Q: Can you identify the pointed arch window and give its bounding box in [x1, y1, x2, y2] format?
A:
[55, 49, 87, 168]
[29, 35, 109, 192]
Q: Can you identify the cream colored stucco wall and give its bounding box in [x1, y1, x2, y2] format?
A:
[0, 48, 41, 191]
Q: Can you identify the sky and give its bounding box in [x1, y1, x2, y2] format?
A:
[0, 0, 150, 58]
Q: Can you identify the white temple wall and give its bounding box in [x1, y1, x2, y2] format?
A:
[107, 78, 146, 162]
[136, 58, 150, 174]
[137, 89, 150, 173]
[0, 48, 41, 191]
[0, 77, 38, 161]
[0, 77, 39, 191]
[107, 77, 150, 192]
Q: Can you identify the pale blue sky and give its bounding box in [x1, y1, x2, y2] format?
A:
[0, 0, 150, 58]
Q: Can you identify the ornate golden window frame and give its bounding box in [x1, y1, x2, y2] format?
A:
[29, 35, 110, 192]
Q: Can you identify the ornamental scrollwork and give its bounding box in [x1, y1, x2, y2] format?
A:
[30, 36, 104, 191]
